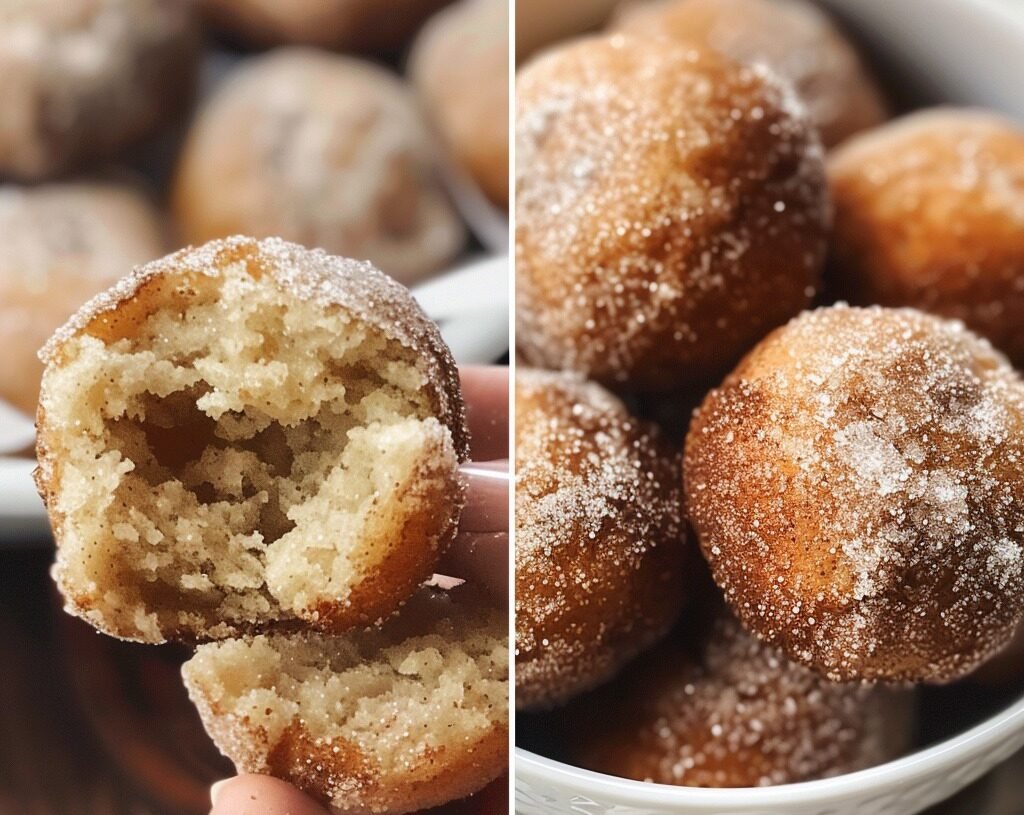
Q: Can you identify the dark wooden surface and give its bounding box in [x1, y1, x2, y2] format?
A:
[0, 548, 229, 815]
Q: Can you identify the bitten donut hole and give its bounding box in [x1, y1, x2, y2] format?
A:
[42, 255, 456, 641]
[182, 593, 509, 812]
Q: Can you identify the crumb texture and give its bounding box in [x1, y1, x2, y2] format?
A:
[515, 368, 687, 710]
[571, 615, 910, 787]
[39, 236, 466, 643]
[183, 590, 509, 815]
[685, 304, 1024, 681]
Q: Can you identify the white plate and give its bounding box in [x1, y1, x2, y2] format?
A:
[0, 255, 508, 544]
[515, 0, 1024, 813]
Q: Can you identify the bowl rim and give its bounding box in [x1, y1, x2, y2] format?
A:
[515, 692, 1024, 807]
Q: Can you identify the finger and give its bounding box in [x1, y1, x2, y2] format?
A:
[458, 365, 509, 461]
[440, 462, 508, 602]
[458, 461, 509, 533]
[442, 531, 507, 604]
[210, 774, 329, 815]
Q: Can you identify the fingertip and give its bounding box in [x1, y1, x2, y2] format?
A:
[458, 365, 509, 461]
[210, 778, 231, 807]
[209, 774, 329, 815]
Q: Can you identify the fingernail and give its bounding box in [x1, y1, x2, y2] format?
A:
[210, 778, 231, 807]
[459, 460, 509, 480]
[425, 573, 466, 590]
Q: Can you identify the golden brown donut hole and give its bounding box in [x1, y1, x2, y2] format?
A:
[515, 35, 829, 392]
[828, 109, 1024, 366]
[569, 615, 912, 787]
[410, 0, 509, 208]
[685, 304, 1024, 683]
[515, 368, 689, 711]
[613, 0, 888, 149]
[38, 237, 469, 644]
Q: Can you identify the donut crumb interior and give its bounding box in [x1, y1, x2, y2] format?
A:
[183, 597, 508, 800]
[186, 612, 508, 769]
[43, 257, 456, 641]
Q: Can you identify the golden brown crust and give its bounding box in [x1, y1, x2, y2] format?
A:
[0, 0, 200, 180]
[200, 0, 453, 52]
[684, 305, 1024, 682]
[515, 35, 829, 391]
[828, 108, 1024, 365]
[310, 436, 464, 632]
[613, 0, 887, 149]
[201, 708, 508, 815]
[410, 0, 509, 207]
[514, 368, 688, 710]
[568, 615, 912, 787]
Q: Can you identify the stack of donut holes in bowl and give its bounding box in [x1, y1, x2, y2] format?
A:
[36, 236, 508, 814]
[515, 0, 1024, 794]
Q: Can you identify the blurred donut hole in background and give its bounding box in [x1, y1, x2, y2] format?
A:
[0, 0, 508, 423]
[0, 1, 508, 813]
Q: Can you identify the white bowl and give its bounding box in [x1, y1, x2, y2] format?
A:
[514, 1, 1024, 812]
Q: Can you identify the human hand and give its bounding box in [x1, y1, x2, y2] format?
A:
[208, 365, 509, 815]
[441, 365, 509, 603]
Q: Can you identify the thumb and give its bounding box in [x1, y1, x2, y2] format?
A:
[439, 461, 509, 603]
[210, 774, 329, 815]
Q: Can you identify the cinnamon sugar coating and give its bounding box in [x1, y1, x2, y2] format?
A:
[172, 48, 465, 285]
[515, 35, 829, 391]
[685, 305, 1024, 682]
[570, 615, 911, 787]
[829, 109, 1024, 365]
[613, 0, 887, 149]
[410, 0, 509, 207]
[515, 368, 688, 710]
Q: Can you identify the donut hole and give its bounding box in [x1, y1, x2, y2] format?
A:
[182, 594, 508, 811]
[567, 616, 911, 787]
[42, 256, 459, 641]
[685, 305, 1024, 681]
[171, 49, 466, 285]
